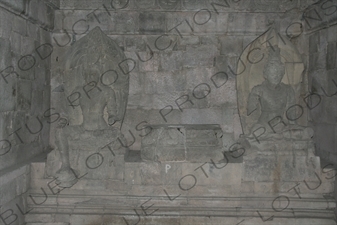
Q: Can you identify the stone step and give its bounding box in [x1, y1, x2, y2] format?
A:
[26, 223, 69, 225]
[25, 192, 336, 220]
[23, 214, 337, 225]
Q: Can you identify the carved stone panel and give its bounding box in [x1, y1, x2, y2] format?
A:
[141, 124, 223, 162]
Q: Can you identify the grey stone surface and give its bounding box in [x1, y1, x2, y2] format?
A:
[0, 0, 26, 13]
[308, 24, 337, 174]
[139, 12, 166, 34]
[327, 42, 337, 70]
[303, 0, 337, 32]
[0, 3, 51, 174]
[0, 1, 336, 224]
[182, 45, 218, 68]
[0, 0, 54, 30]
[45, 0, 60, 8]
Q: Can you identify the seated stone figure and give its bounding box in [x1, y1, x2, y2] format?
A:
[246, 46, 313, 142]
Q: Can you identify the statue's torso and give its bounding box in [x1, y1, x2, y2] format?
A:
[78, 84, 114, 130]
[255, 81, 291, 124]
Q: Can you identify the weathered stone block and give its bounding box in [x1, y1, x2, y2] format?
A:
[166, 12, 195, 35]
[157, 70, 186, 93]
[114, 12, 139, 34]
[125, 36, 146, 52]
[0, 9, 13, 39]
[328, 25, 337, 43]
[16, 80, 32, 111]
[193, 11, 226, 34]
[158, 0, 180, 10]
[243, 35, 258, 49]
[309, 32, 319, 53]
[0, 74, 16, 112]
[124, 162, 142, 185]
[0, 195, 27, 225]
[128, 71, 143, 96]
[215, 55, 228, 71]
[139, 162, 162, 185]
[160, 162, 182, 185]
[159, 50, 183, 71]
[138, 52, 160, 72]
[326, 42, 336, 70]
[13, 16, 27, 36]
[134, 0, 156, 9]
[219, 36, 243, 56]
[182, 0, 207, 10]
[126, 93, 154, 110]
[0, 179, 17, 206]
[139, 12, 165, 34]
[179, 36, 199, 46]
[0, 0, 26, 16]
[10, 31, 21, 54]
[0, 37, 11, 67]
[69, 214, 102, 225]
[180, 109, 222, 125]
[20, 36, 36, 56]
[182, 45, 217, 68]
[310, 51, 327, 71]
[141, 126, 185, 161]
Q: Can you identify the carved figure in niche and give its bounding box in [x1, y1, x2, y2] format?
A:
[53, 27, 129, 187]
[246, 46, 312, 140]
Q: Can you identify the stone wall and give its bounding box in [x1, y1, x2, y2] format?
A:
[308, 20, 337, 166]
[50, 0, 311, 151]
[0, 0, 54, 224]
[0, 0, 53, 170]
[0, 0, 54, 170]
[305, 0, 337, 169]
[303, 0, 337, 217]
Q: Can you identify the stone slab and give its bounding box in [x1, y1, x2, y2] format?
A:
[141, 124, 223, 162]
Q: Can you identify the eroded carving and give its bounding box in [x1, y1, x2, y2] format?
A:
[48, 27, 129, 187]
[246, 46, 313, 141]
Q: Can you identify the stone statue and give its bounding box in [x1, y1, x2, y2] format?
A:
[49, 27, 129, 187]
[247, 46, 294, 125]
[235, 28, 322, 203]
[236, 28, 308, 139]
[245, 46, 312, 141]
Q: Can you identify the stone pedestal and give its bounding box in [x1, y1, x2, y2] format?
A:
[46, 128, 127, 181]
[27, 126, 336, 225]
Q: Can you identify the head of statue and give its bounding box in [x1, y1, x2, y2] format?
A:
[83, 62, 101, 84]
[263, 46, 285, 86]
[65, 27, 127, 88]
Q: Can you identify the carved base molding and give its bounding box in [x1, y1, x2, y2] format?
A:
[25, 193, 336, 225]
[26, 162, 336, 225]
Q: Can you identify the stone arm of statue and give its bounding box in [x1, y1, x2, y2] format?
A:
[106, 87, 119, 126]
[247, 86, 260, 116]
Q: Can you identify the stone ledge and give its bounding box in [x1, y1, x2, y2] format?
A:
[25, 194, 336, 221]
[24, 215, 337, 225]
[26, 223, 69, 225]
